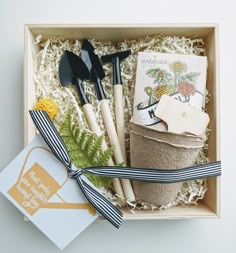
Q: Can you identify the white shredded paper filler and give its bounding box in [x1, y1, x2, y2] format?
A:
[33, 34, 208, 211]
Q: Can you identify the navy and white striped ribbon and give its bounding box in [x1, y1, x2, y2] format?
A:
[82, 161, 221, 183]
[29, 110, 122, 228]
[29, 110, 221, 228]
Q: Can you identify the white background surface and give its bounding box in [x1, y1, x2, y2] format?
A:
[0, 0, 234, 252]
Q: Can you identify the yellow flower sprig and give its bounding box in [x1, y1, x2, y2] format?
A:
[34, 98, 59, 120]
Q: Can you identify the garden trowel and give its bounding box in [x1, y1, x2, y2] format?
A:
[59, 50, 90, 105]
[59, 50, 125, 201]
[81, 39, 135, 201]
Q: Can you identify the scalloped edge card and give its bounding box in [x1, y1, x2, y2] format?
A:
[0, 135, 98, 250]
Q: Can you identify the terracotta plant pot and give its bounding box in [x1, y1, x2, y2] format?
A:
[130, 120, 205, 206]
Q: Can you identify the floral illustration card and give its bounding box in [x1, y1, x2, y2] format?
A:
[0, 135, 98, 250]
[133, 52, 207, 129]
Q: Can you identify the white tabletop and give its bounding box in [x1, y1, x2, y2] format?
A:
[0, 0, 234, 252]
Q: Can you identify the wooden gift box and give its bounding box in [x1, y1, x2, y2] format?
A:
[24, 24, 220, 220]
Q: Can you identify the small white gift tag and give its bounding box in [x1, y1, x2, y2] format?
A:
[0, 135, 98, 250]
[155, 95, 209, 135]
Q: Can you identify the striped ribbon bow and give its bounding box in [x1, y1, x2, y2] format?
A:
[29, 110, 221, 228]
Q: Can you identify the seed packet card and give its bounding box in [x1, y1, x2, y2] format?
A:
[133, 52, 207, 129]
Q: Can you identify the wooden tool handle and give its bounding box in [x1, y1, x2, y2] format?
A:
[100, 99, 135, 201]
[99, 100, 124, 163]
[114, 84, 127, 162]
[82, 103, 124, 200]
[83, 103, 103, 137]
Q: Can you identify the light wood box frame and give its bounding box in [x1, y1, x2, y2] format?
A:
[24, 23, 220, 220]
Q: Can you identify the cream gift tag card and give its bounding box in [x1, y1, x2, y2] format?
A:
[0, 135, 98, 250]
[155, 95, 210, 135]
[133, 52, 207, 130]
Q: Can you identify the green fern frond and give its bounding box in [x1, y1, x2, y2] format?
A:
[88, 135, 103, 161]
[82, 133, 94, 151]
[59, 111, 114, 189]
[73, 127, 80, 139]
[60, 113, 72, 136]
[95, 146, 114, 166]
[78, 131, 87, 147]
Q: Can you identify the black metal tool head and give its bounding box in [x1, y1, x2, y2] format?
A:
[59, 50, 90, 86]
[101, 50, 131, 63]
[81, 39, 106, 100]
[81, 39, 105, 82]
[59, 50, 90, 105]
[101, 50, 131, 85]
